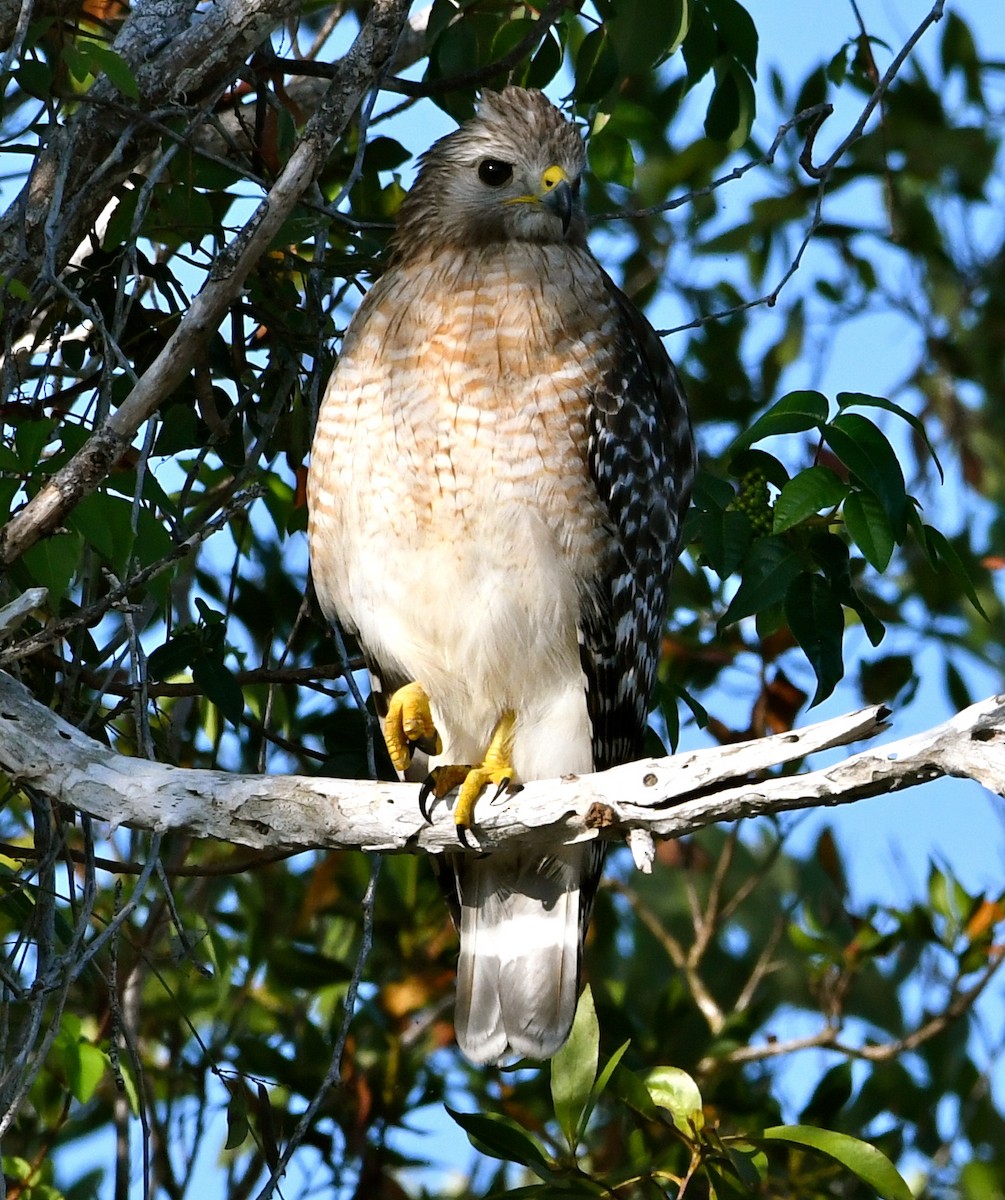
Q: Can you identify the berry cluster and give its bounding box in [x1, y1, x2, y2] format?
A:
[732, 466, 773, 536]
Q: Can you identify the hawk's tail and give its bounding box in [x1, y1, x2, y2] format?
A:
[448, 843, 605, 1065]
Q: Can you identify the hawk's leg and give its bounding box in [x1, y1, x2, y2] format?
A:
[383, 681, 442, 771]
[419, 710, 517, 847]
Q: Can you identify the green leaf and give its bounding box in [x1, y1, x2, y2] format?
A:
[225, 1084, 250, 1150]
[940, 12, 982, 103]
[2, 1157, 34, 1184]
[117, 1059, 141, 1116]
[256, 1083, 280, 1171]
[611, 1063, 658, 1120]
[682, 4, 716, 83]
[800, 1061, 854, 1127]
[721, 1140, 769, 1191]
[860, 654, 914, 705]
[773, 466, 848, 534]
[22, 532, 83, 601]
[718, 536, 804, 628]
[607, 0, 690, 76]
[52, 1018, 108, 1104]
[67, 492, 136, 571]
[843, 491, 895, 572]
[524, 30, 562, 90]
[730, 446, 789, 489]
[961, 1161, 1005, 1200]
[192, 657, 244, 724]
[705, 60, 739, 141]
[927, 863, 954, 923]
[574, 27, 619, 103]
[646, 1065, 704, 1136]
[363, 136, 411, 172]
[822, 414, 907, 537]
[923, 525, 988, 619]
[588, 129, 634, 188]
[691, 469, 736, 510]
[805, 530, 885, 647]
[759, 1125, 912, 1200]
[785, 573, 844, 705]
[2, 275, 31, 302]
[147, 630, 201, 680]
[729, 390, 827, 454]
[63, 41, 93, 85]
[14, 417, 54, 470]
[14, 58, 53, 99]
[706, 0, 758, 76]
[704, 60, 755, 146]
[446, 1107, 554, 1178]
[698, 508, 753, 578]
[79, 42, 140, 99]
[944, 658, 972, 713]
[488, 17, 537, 61]
[590, 1039, 630, 1109]
[827, 44, 849, 85]
[502, 1186, 605, 1200]
[836, 391, 943, 482]
[72, 1043, 108, 1104]
[430, 18, 479, 80]
[267, 943, 354, 988]
[551, 986, 599, 1151]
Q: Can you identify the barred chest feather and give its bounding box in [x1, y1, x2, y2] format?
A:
[308, 241, 620, 777]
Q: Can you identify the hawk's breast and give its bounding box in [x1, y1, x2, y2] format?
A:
[308, 242, 619, 772]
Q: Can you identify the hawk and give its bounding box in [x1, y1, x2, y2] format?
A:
[307, 87, 695, 1064]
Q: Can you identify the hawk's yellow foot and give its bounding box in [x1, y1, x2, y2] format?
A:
[384, 681, 442, 772]
[419, 711, 517, 846]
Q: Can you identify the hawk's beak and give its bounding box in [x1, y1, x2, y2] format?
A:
[540, 165, 575, 234]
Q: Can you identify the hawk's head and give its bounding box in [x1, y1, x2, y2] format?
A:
[392, 87, 588, 253]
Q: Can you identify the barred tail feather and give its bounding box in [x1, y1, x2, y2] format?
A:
[452, 846, 592, 1065]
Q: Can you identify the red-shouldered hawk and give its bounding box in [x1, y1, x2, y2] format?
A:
[308, 87, 695, 1065]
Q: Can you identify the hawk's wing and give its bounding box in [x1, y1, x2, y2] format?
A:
[581, 274, 696, 774]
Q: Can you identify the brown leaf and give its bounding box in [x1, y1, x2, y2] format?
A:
[294, 463, 309, 508]
[965, 898, 1005, 943]
[81, 0, 127, 21]
[753, 669, 807, 735]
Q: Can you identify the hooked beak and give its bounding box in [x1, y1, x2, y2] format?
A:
[539, 165, 575, 234]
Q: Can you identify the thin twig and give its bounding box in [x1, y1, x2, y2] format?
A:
[0, 840, 303, 878]
[0, 488, 264, 667]
[802, 0, 945, 179]
[252, 856, 382, 1200]
[261, 0, 569, 99]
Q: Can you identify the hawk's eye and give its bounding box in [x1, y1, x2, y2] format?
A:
[478, 159, 514, 187]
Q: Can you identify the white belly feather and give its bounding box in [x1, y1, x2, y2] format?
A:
[308, 245, 617, 782]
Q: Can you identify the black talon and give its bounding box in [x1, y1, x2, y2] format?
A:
[457, 823, 475, 850]
[411, 733, 440, 757]
[418, 775, 438, 823]
[491, 777, 511, 803]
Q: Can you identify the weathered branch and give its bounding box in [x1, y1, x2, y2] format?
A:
[0, 0, 412, 568]
[0, 0, 297, 304]
[1, 667, 1002, 858]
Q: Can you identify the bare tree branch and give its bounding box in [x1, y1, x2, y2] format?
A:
[1, 667, 1002, 858]
[698, 949, 1005, 1074]
[0, 0, 412, 568]
[0, 0, 298, 308]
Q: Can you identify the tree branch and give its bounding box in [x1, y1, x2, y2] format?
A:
[1, 667, 1002, 857]
[0, 0, 296, 304]
[0, 0, 411, 568]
